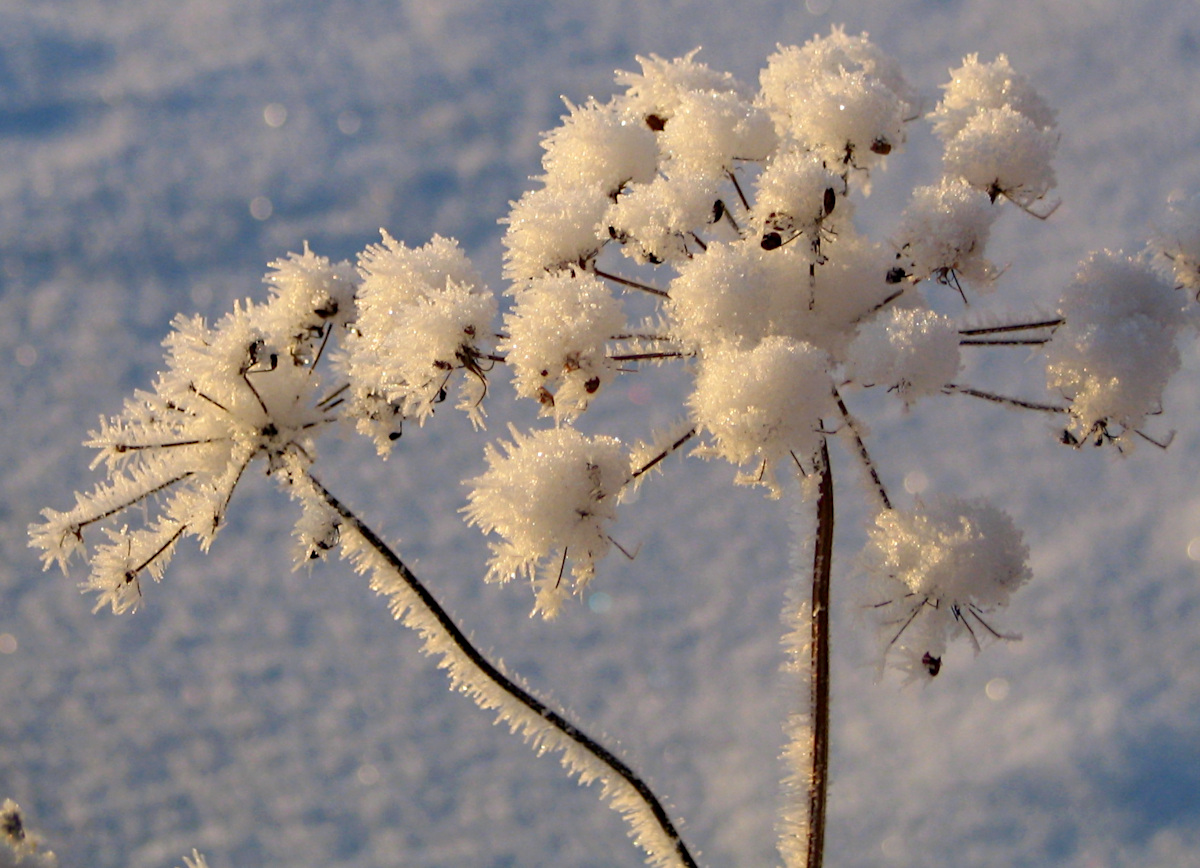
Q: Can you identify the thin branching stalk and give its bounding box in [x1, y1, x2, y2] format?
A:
[303, 472, 698, 868]
[632, 428, 697, 480]
[959, 337, 1051, 346]
[592, 267, 671, 298]
[958, 318, 1063, 336]
[832, 387, 890, 510]
[944, 383, 1068, 414]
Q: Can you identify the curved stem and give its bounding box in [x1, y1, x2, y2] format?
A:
[305, 473, 698, 868]
[807, 438, 835, 868]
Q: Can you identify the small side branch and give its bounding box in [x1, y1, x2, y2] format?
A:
[944, 383, 1067, 414]
[959, 318, 1062, 346]
[832, 388, 891, 511]
[608, 351, 689, 363]
[592, 267, 670, 299]
[958, 318, 1063, 336]
[632, 428, 697, 480]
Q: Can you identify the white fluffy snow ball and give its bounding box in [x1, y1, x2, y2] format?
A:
[892, 178, 999, 289]
[1149, 192, 1200, 296]
[752, 149, 847, 245]
[659, 89, 776, 177]
[348, 232, 497, 433]
[1046, 251, 1186, 443]
[502, 274, 627, 419]
[688, 336, 834, 496]
[768, 67, 908, 170]
[539, 99, 659, 196]
[503, 184, 611, 280]
[848, 308, 961, 404]
[614, 49, 745, 129]
[759, 29, 913, 168]
[760, 27, 915, 121]
[942, 105, 1058, 208]
[259, 245, 359, 361]
[605, 172, 721, 265]
[863, 496, 1031, 673]
[667, 239, 800, 352]
[929, 53, 1057, 142]
[463, 425, 629, 618]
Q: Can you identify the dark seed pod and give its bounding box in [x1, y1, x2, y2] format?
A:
[645, 113, 667, 132]
[823, 187, 836, 217]
[921, 652, 942, 677]
[886, 266, 908, 284]
[761, 232, 783, 251]
[870, 138, 893, 155]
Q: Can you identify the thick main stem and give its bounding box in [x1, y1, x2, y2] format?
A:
[305, 472, 698, 868]
[807, 438, 835, 868]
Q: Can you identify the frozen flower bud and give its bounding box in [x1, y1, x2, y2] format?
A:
[1046, 251, 1186, 442]
[259, 245, 359, 363]
[760, 28, 913, 168]
[942, 105, 1057, 208]
[540, 99, 659, 195]
[893, 178, 999, 289]
[864, 495, 1031, 672]
[614, 49, 745, 130]
[1149, 192, 1200, 296]
[688, 336, 834, 496]
[659, 89, 777, 177]
[503, 184, 611, 279]
[848, 307, 961, 404]
[502, 274, 627, 419]
[347, 232, 496, 435]
[32, 295, 337, 612]
[930, 53, 1056, 141]
[752, 150, 848, 247]
[771, 68, 908, 170]
[667, 239, 795, 352]
[605, 173, 720, 265]
[463, 425, 629, 618]
[760, 27, 916, 118]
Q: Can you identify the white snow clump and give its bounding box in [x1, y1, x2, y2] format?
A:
[464, 425, 630, 617]
[863, 496, 1031, 677]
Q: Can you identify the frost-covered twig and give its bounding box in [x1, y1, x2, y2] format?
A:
[778, 440, 834, 868]
[299, 471, 698, 868]
[944, 383, 1068, 414]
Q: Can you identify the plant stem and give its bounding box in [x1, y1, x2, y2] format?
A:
[305, 472, 698, 868]
[807, 438, 834, 868]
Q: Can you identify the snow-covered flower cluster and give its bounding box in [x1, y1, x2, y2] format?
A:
[29, 237, 500, 610]
[470, 29, 1072, 636]
[862, 496, 1031, 680]
[1046, 251, 1189, 445]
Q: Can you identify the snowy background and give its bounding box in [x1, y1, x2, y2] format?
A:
[4, 1, 1200, 866]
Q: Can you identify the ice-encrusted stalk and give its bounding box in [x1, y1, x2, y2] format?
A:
[300, 470, 697, 868]
[779, 438, 833, 868]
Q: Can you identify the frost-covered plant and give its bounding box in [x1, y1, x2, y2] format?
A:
[0, 800, 57, 868]
[29, 26, 1199, 868]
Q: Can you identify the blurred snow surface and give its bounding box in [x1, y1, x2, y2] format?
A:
[3, 1, 1200, 866]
